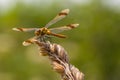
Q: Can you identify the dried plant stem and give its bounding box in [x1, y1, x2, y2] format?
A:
[35, 41, 84, 80]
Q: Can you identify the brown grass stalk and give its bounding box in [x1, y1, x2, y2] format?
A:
[34, 41, 84, 80]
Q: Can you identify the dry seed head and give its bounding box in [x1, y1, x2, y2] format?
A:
[39, 51, 48, 56]
[52, 61, 64, 73]
[70, 65, 85, 80]
[34, 41, 84, 80]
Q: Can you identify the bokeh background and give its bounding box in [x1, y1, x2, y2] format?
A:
[0, 0, 120, 80]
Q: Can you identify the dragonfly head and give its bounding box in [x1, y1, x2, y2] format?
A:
[34, 29, 41, 36]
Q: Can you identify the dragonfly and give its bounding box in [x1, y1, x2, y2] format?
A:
[12, 9, 79, 46]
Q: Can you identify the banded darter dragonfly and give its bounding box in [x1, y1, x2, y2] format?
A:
[13, 9, 79, 46]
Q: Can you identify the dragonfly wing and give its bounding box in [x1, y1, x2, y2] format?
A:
[45, 9, 70, 28]
[12, 28, 39, 32]
[50, 23, 79, 33]
[23, 36, 37, 46]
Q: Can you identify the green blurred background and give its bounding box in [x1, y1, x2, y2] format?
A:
[0, 0, 120, 80]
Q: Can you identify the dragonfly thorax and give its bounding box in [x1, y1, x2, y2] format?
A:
[35, 27, 50, 36]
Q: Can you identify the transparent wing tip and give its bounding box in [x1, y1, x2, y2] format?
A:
[12, 27, 24, 32]
[12, 28, 20, 31]
[62, 9, 70, 14]
[74, 24, 79, 27]
[67, 23, 79, 29]
[22, 41, 32, 46]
